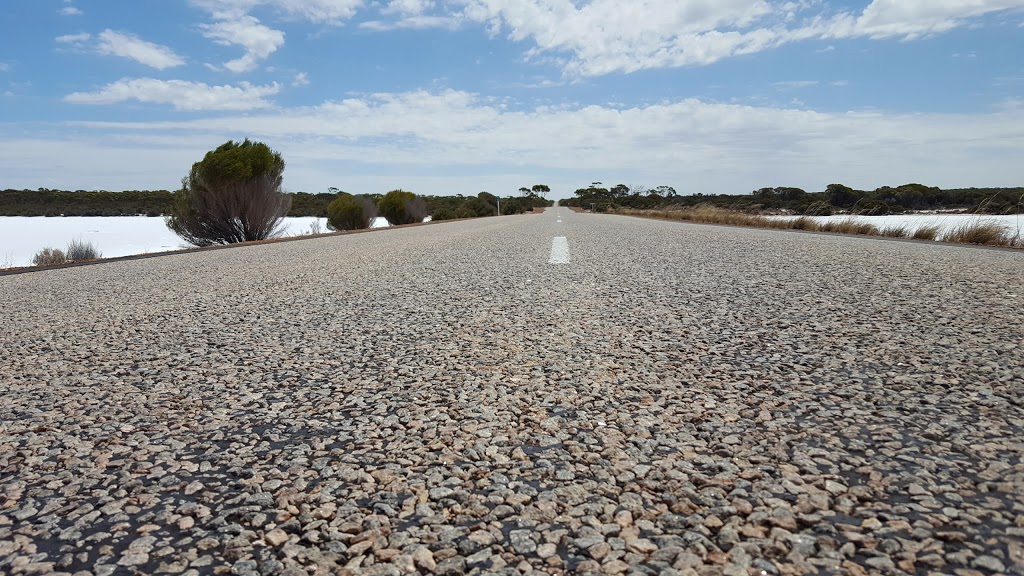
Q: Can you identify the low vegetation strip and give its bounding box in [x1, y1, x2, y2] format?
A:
[616, 205, 1023, 249]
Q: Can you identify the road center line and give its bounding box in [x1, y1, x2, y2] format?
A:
[549, 236, 570, 264]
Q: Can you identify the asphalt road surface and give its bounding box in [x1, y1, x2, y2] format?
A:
[2, 207, 1022, 576]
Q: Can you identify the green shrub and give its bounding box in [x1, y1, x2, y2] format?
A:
[65, 238, 102, 261]
[166, 139, 291, 246]
[500, 197, 533, 215]
[327, 194, 378, 231]
[431, 208, 459, 221]
[377, 190, 427, 225]
[458, 197, 497, 218]
[32, 247, 67, 266]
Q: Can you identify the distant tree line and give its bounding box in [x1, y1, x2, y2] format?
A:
[561, 183, 1024, 215]
[0, 189, 176, 216]
[0, 186, 554, 218]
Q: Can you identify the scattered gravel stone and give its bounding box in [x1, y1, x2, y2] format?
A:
[1, 212, 1021, 575]
[972, 555, 1006, 572]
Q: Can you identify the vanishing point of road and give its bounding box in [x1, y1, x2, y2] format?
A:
[1, 207, 1022, 576]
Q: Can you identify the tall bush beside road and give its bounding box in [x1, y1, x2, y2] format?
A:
[166, 139, 292, 246]
[377, 190, 427, 225]
[327, 194, 378, 231]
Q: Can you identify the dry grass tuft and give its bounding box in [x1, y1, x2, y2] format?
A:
[788, 216, 816, 230]
[942, 222, 1011, 246]
[616, 206, 1021, 249]
[32, 247, 67, 266]
[818, 219, 878, 235]
[911, 225, 940, 241]
[66, 238, 102, 261]
[880, 225, 910, 238]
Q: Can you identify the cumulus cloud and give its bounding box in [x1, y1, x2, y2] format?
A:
[381, 0, 434, 16]
[191, 0, 364, 23]
[193, 1, 364, 73]
[200, 15, 285, 72]
[364, 0, 1023, 76]
[828, 0, 1024, 40]
[54, 90, 1024, 196]
[183, 0, 1024, 77]
[359, 15, 462, 30]
[64, 78, 280, 111]
[55, 32, 92, 44]
[95, 30, 186, 70]
[773, 80, 819, 89]
[59, 1, 83, 16]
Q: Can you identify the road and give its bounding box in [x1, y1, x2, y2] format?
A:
[1, 207, 1022, 576]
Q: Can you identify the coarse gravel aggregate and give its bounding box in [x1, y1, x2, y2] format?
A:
[1, 207, 1022, 576]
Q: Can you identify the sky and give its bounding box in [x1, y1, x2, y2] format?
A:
[0, 1, 1022, 199]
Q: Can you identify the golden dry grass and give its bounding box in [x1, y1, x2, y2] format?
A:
[942, 222, 1012, 246]
[616, 205, 1021, 249]
[911, 225, 940, 241]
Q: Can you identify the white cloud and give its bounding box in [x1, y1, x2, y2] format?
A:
[773, 80, 819, 89]
[200, 15, 286, 72]
[183, 0, 1023, 78]
[382, 0, 434, 16]
[454, 0, 789, 75]
[293, 72, 310, 86]
[59, 0, 83, 16]
[359, 15, 462, 30]
[191, 0, 364, 23]
[48, 90, 1024, 197]
[346, 0, 1021, 76]
[55, 32, 92, 44]
[275, 0, 364, 22]
[831, 0, 1024, 40]
[96, 30, 186, 70]
[64, 78, 280, 111]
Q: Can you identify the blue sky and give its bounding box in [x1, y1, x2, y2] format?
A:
[1, 0, 1022, 198]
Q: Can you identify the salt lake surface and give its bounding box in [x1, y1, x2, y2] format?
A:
[768, 213, 1024, 239]
[2, 213, 1021, 269]
[0, 216, 389, 268]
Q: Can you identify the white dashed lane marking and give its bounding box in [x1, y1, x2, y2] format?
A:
[549, 236, 570, 264]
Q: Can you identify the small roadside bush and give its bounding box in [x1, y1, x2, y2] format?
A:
[66, 238, 102, 261]
[327, 194, 378, 231]
[33, 247, 67, 266]
[377, 190, 427, 225]
[431, 208, 459, 221]
[501, 197, 534, 215]
[458, 197, 497, 218]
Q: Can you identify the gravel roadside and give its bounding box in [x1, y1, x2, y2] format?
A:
[1, 209, 1022, 576]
